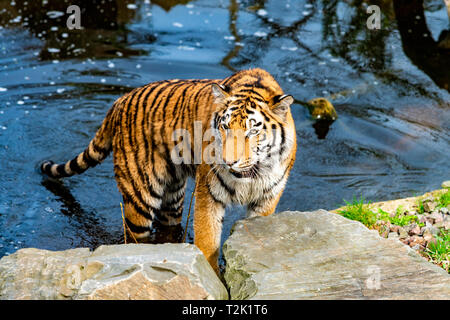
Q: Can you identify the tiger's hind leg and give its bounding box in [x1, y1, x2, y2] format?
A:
[122, 199, 155, 240]
[151, 177, 187, 243]
[158, 178, 187, 227]
[114, 159, 163, 241]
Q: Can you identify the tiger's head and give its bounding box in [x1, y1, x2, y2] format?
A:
[210, 83, 295, 178]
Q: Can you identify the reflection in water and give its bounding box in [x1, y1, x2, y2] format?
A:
[41, 178, 120, 246]
[0, 0, 144, 59]
[0, 0, 196, 60]
[42, 177, 184, 245]
[312, 120, 334, 140]
[151, 0, 193, 12]
[221, 0, 241, 72]
[393, 0, 450, 91]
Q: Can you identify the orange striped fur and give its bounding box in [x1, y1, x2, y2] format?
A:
[41, 68, 297, 273]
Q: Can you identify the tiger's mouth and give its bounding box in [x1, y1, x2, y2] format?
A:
[228, 166, 256, 178]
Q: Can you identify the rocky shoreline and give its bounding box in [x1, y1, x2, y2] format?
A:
[1, 186, 449, 300]
[332, 185, 449, 273]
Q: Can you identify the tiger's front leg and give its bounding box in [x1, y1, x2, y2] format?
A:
[247, 188, 284, 218]
[194, 165, 226, 275]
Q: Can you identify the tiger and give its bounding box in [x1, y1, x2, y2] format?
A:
[40, 68, 297, 274]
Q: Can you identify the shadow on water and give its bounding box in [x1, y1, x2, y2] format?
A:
[0, 0, 449, 258]
[312, 120, 334, 140]
[41, 178, 122, 247]
[42, 177, 185, 245]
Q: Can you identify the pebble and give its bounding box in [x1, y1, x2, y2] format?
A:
[429, 212, 444, 224]
[423, 201, 436, 212]
[443, 217, 450, 230]
[441, 180, 450, 188]
[380, 224, 390, 238]
[388, 232, 399, 240]
[423, 226, 440, 237]
[434, 221, 444, 228]
[398, 227, 408, 239]
[403, 223, 420, 236]
[408, 236, 425, 248]
[409, 225, 421, 236]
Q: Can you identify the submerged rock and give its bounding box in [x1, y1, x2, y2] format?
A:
[223, 210, 450, 300]
[0, 243, 228, 300]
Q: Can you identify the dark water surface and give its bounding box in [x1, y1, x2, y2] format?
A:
[0, 0, 449, 259]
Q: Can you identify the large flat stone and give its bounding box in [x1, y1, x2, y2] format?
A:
[223, 210, 450, 300]
[0, 243, 228, 300]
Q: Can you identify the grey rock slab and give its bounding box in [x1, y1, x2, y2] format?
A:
[223, 210, 450, 300]
[0, 243, 228, 300]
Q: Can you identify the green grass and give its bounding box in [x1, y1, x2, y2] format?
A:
[425, 230, 449, 273]
[416, 198, 425, 214]
[437, 189, 450, 209]
[338, 197, 421, 229]
[377, 206, 422, 227]
[337, 196, 378, 229]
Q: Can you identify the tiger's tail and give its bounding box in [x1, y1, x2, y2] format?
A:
[40, 106, 117, 179]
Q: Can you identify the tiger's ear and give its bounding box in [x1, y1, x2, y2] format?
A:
[271, 94, 294, 117]
[211, 83, 229, 102]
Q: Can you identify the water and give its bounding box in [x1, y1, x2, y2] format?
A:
[0, 0, 449, 260]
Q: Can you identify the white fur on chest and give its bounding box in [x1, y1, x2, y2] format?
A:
[210, 161, 287, 206]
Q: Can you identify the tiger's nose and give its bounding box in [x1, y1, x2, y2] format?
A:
[223, 159, 239, 166]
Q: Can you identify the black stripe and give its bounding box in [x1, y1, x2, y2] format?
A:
[166, 180, 186, 193]
[148, 186, 163, 200]
[207, 185, 226, 208]
[239, 82, 266, 90]
[160, 209, 183, 218]
[116, 93, 158, 214]
[235, 89, 266, 101]
[148, 82, 179, 185]
[279, 125, 286, 155]
[157, 214, 169, 222]
[222, 72, 245, 87]
[248, 201, 258, 211]
[69, 157, 83, 174]
[41, 161, 54, 175]
[259, 110, 271, 122]
[115, 162, 153, 217]
[160, 205, 183, 217]
[159, 83, 181, 180]
[125, 218, 151, 234]
[263, 164, 290, 193]
[141, 82, 167, 187]
[56, 164, 67, 177]
[91, 142, 109, 156]
[128, 86, 151, 200]
[193, 84, 212, 121]
[170, 82, 196, 137]
[213, 112, 220, 129]
[270, 123, 277, 149]
[164, 191, 185, 207]
[214, 171, 235, 196]
[82, 150, 98, 167]
[131, 202, 154, 220]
